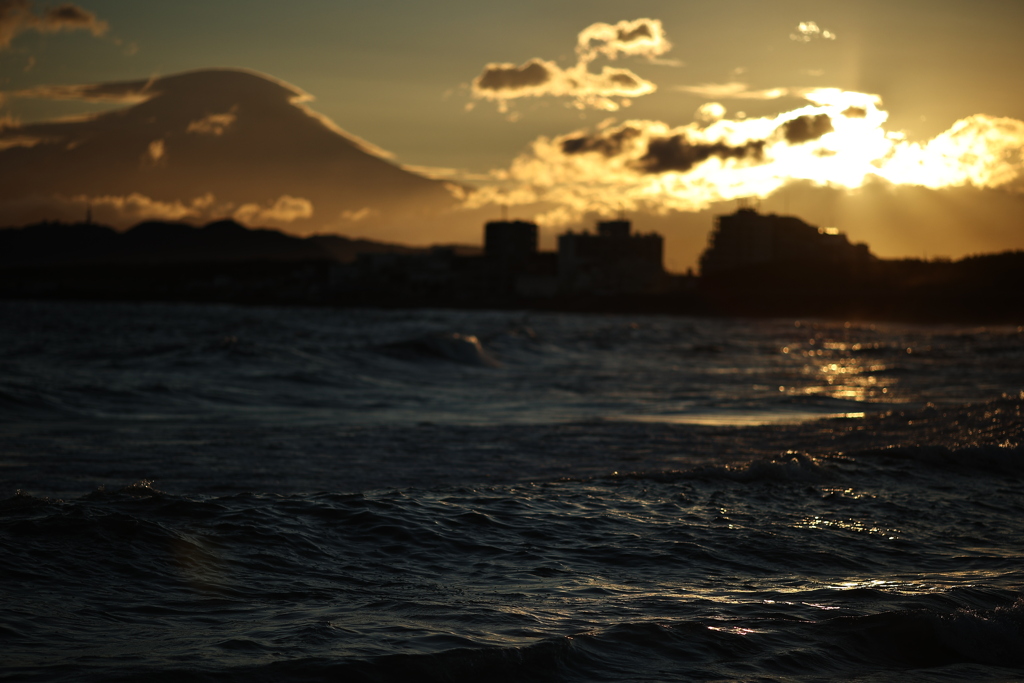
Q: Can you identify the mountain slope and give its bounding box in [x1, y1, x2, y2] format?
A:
[0, 69, 461, 237]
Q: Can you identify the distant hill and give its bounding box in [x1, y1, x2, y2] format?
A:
[0, 219, 481, 268]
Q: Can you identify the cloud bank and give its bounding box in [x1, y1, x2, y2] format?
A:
[467, 89, 1024, 225]
[0, 191, 320, 229]
[0, 192, 218, 227]
[11, 78, 155, 103]
[0, 0, 107, 49]
[575, 17, 673, 62]
[233, 195, 313, 225]
[676, 83, 790, 100]
[187, 109, 238, 136]
[880, 115, 1024, 192]
[472, 18, 670, 112]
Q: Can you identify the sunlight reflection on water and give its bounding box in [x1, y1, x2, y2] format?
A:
[608, 410, 866, 426]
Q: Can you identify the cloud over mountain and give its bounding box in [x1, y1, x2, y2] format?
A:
[0, 69, 461, 237]
[10, 78, 153, 102]
[0, 0, 107, 49]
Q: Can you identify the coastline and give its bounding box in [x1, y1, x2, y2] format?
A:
[3, 262, 1023, 325]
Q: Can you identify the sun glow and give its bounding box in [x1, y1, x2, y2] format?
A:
[470, 87, 1024, 225]
[878, 115, 1024, 190]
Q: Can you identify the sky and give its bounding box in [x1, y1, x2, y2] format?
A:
[2, 0, 1024, 270]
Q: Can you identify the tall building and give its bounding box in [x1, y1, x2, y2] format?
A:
[699, 208, 873, 276]
[558, 219, 665, 294]
[482, 219, 560, 297]
[484, 220, 538, 267]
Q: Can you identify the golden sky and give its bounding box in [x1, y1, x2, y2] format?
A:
[1, 0, 1023, 270]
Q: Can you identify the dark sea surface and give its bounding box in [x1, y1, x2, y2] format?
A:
[1, 300, 1023, 682]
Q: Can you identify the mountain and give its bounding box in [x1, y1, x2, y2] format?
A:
[0, 69, 462, 239]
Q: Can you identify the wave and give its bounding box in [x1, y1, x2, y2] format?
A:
[599, 440, 1024, 486]
[3, 473, 1022, 682]
[596, 452, 839, 485]
[818, 598, 1024, 672]
[83, 598, 1024, 682]
[854, 443, 1024, 476]
[0, 384, 70, 418]
[376, 332, 501, 367]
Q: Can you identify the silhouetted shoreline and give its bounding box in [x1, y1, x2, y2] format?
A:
[2, 218, 1023, 324]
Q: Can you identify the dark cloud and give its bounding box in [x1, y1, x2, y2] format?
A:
[609, 73, 639, 87]
[636, 135, 766, 173]
[475, 60, 552, 92]
[558, 124, 767, 174]
[44, 3, 100, 28]
[842, 106, 867, 118]
[561, 126, 642, 156]
[0, 0, 107, 49]
[472, 60, 655, 111]
[577, 18, 670, 61]
[616, 23, 653, 42]
[782, 114, 833, 143]
[472, 18, 670, 112]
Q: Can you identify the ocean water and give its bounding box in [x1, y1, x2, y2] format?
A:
[1, 300, 1023, 682]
